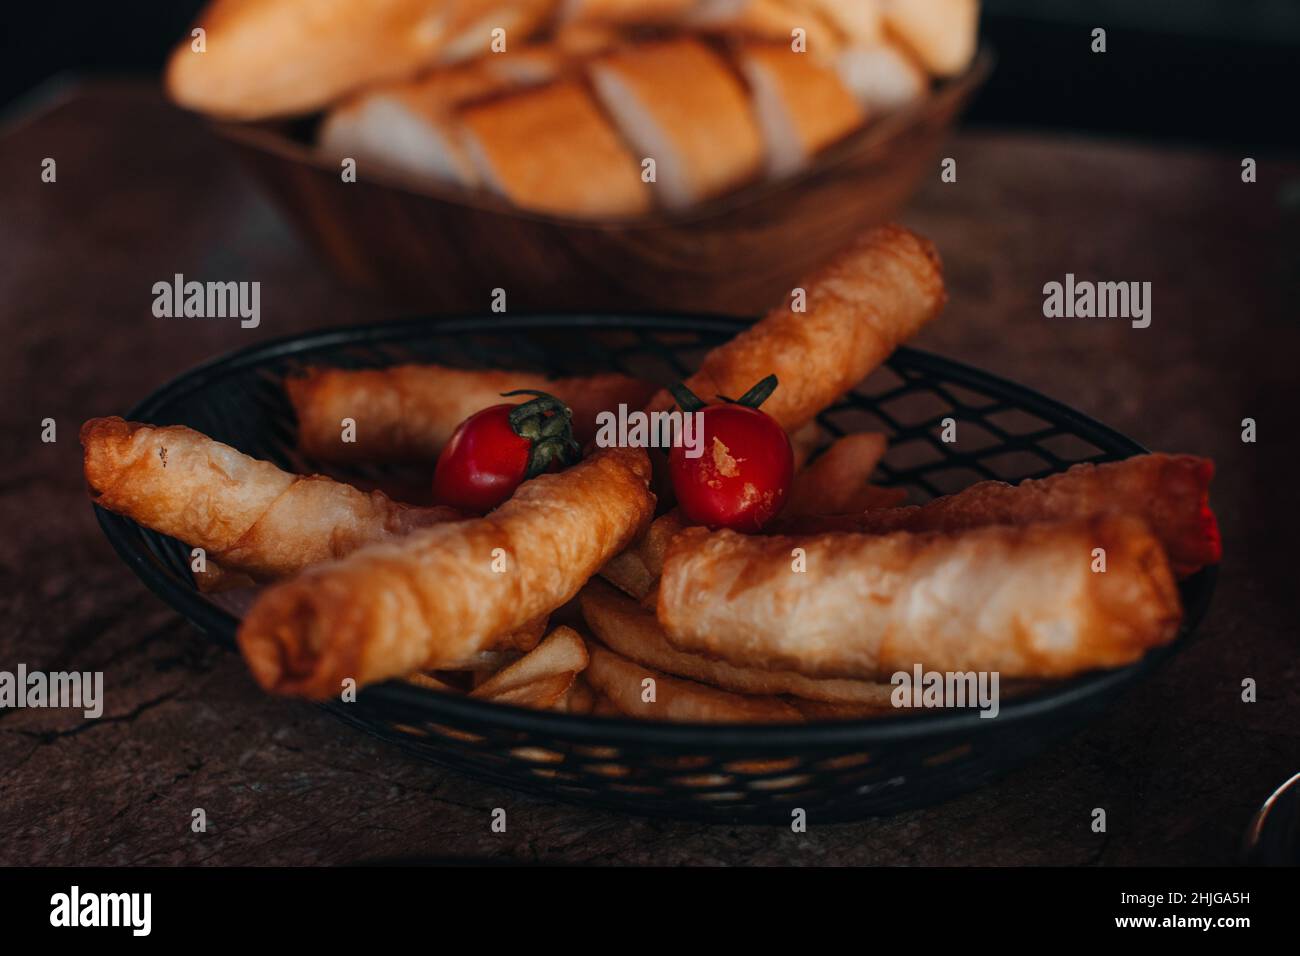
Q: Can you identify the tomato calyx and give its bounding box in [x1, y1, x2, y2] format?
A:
[668, 373, 778, 413]
[501, 389, 581, 478]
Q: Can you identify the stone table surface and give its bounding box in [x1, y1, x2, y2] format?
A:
[1, 81, 1297, 866]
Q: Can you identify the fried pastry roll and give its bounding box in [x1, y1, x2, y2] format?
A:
[645, 224, 946, 430]
[788, 421, 827, 471]
[287, 365, 656, 464]
[785, 698, 897, 720]
[597, 509, 689, 599]
[469, 625, 589, 707]
[81, 417, 461, 583]
[791, 454, 1221, 577]
[581, 579, 893, 704]
[584, 643, 803, 723]
[782, 432, 888, 517]
[658, 515, 1183, 679]
[238, 447, 655, 698]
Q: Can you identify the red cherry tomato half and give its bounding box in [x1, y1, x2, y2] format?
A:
[433, 404, 532, 513]
[668, 403, 793, 532]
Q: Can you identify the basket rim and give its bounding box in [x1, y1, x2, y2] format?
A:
[93, 311, 1216, 750]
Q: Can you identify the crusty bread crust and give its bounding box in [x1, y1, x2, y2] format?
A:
[589, 37, 764, 208]
[460, 79, 651, 217]
[165, 0, 555, 119]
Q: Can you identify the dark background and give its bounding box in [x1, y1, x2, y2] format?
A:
[2, 0, 1298, 150]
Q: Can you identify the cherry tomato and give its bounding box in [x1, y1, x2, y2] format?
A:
[433, 391, 580, 513]
[433, 404, 530, 513]
[669, 403, 793, 532]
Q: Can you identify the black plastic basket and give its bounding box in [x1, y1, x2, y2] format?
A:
[94, 315, 1215, 823]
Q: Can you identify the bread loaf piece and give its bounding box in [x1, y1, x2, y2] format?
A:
[460, 79, 652, 217]
[167, 0, 555, 120]
[690, 0, 840, 53]
[589, 37, 764, 209]
[881, 0, 978, 76]
[796, 0, 884, 46]
[318, 51, 562, 191]
[835, 42, 928, 112]
[560, 0, 697, 25]
[737, 41, 864, 177]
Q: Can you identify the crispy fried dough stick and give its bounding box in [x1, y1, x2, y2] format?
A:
[645, 224, 946, 431]
[782, 454, 1220, 578]
[597, 509, 689, 599]
[557, 673, 598, 714]
[601, 229, 944, 592]
[470, 626, 589, 701]
[238, 448, 655, 698]
[846, 485, 909, 511]
[581, 579, 893, 705]
[480, 673, 577, 709]
[658, 515, 1183, 680]
[788, 421, 826, 471]
[786, 698, 895, 720]
[584, 643, 803, 723]
[287, 365, 656, 464]
[783, 432, 888, 517]
[81, 417, 461, 583]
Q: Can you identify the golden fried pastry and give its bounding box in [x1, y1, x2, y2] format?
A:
[582, 579, 894, 704]
[658, 515, 1183, 679]
[81, 417, 460, 583]
[238, 447, 655, 698]
[646, 224, 946, 430]
[789, 454, 1221, 578]
[287, 365, 655, 464]
[584, 642, 803, 722]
